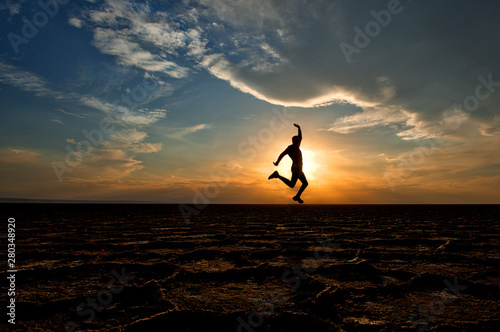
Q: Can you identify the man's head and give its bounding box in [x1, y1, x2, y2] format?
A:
[292, 135, 301, 147]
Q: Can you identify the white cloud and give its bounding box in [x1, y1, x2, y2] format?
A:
[79, 96, 168, 126]
[76, 148, 145, 179]
[3, 148, 40, 159]
[120, 109, 167, 125]
[166, 123, 212, 139]
[84, 1, 194, 78]
[79, 96, 122, 115]
[57, 108, 87, 119]
[0, 59, 55, 97]
[480, 116, 500, 137]
[68, 17, 83, 28]
[328, 107, 411, 134]
[104, 129, 162, 153]
[200, 0, 290, 28]
[0, 1, 21, 17]
[92, 28, 188, 77]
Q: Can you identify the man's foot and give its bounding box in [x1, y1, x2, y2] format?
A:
[293, 196, 304, 204]
[268, 171, 279, 180]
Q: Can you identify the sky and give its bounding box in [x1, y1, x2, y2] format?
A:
[0, 0, 499, 204]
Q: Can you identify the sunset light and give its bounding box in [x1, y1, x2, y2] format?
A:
[0, 0, 499, 205]
[2, 1, 499, 331]
[302, 150, 318, 179]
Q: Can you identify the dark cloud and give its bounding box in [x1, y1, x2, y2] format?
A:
[193, 0, 500, 133]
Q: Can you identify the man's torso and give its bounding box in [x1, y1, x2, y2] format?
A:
[286, 145, 302, 170]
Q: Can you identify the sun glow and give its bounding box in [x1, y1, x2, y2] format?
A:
[302, 150, 317, 178]
[275, 149, 318, 180]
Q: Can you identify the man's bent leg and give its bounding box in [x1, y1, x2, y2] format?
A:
[296, 172, 308, 197]
[278, 171, 299, 188]
[277, 175, 292, 187]
[278, 175, 298, 188]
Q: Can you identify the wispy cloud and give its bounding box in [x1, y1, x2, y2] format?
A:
[78, 96, 167, 125]
[120, 109, 167, 126]
[166, 123, 212, 139]
[0, 58, 166, 180]
[68, 17, 83, 28]
[327, 107, 411, 134]
[103, 129, 162, 154]
[0, 59, 82, 101]
[92, 28, 189, 77]
[0, 61, 165, 127]
[57, 108, 87, 119]
[0, 1, 21, 18]
[84, 0, 195, 78]
[0, 59, 56, 97]
[480, 116, 500, 137]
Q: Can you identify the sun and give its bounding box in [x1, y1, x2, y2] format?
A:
[274, 149, 318, 180]
[302, 150, 317, 179]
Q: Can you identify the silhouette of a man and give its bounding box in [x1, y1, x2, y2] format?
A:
[268, 123, 308, 203]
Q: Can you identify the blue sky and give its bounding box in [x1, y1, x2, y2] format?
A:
[1, 0, 499, 203]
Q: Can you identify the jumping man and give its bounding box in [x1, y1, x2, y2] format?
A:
[268, 123, 308, 204]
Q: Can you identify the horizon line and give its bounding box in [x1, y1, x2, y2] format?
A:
[1, 198, 498, 205]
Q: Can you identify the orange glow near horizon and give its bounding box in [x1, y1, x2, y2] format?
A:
[247, 132, 344, 203]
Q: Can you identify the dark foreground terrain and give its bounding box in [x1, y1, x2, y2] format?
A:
[1, 204, 499, 331]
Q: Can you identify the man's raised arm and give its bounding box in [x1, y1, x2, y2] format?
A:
[294, 123, 302, 139]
